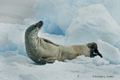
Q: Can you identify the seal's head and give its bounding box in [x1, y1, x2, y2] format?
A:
[87, 42, 103, 58]
[27, 21, 43, 32]
[25, 21, 44, 39]
[36, 21, 44, 29]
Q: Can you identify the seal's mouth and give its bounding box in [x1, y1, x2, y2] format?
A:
[37, 21, 43, 28]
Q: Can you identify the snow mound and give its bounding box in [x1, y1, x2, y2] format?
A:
[65, 4, 120, 45]
[97, 40, 120, 64]
[0, 51, 31, 64]
[93, 56, 109, 66]
[0, 32, 9, 52]
[18, 42, 27, 56]
[114, 40, 120, 51]
[0, 23, 27, 55]
[65, 55, 109, 66]
[19, 74, 39, 80]
[0, 31, 18, 52]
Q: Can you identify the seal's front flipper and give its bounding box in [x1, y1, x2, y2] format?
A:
[43, 38, 59, 46]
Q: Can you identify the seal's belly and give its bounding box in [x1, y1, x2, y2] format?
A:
[26, 38, 59, 63]
[34, 38, 59, 62]
[40, 38, 59, 57]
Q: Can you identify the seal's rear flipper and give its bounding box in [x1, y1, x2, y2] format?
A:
[98, 53, 103, 58]
[94, 48, 103, 58]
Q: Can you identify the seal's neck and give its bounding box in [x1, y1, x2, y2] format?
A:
[25, 26, 39, 42]
[25, 21, 43, 44]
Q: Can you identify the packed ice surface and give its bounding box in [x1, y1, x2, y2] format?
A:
[0, 0, 120, 80]
[0, 52, 120, 80]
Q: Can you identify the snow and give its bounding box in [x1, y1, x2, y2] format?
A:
[0, 0, 120, 80]
[0, 53, 120, 80]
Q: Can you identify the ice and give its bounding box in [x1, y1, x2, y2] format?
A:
[0, 23, 24, 53]
[114, 40, 120, 51]
[8, 40, 18, 51]
[19, 74, 39, 80]
[65, 4, 120, 45]
[24, 0, 120, 35]
[0, 32, 9, 52]
[97, 40, 120, 64]
[66, 55, 109, 66]
[29, 0, 75, 35]
[103, 0, 120, 26]
[93, 56, 109, 66]
[18, 42, 27, 56]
